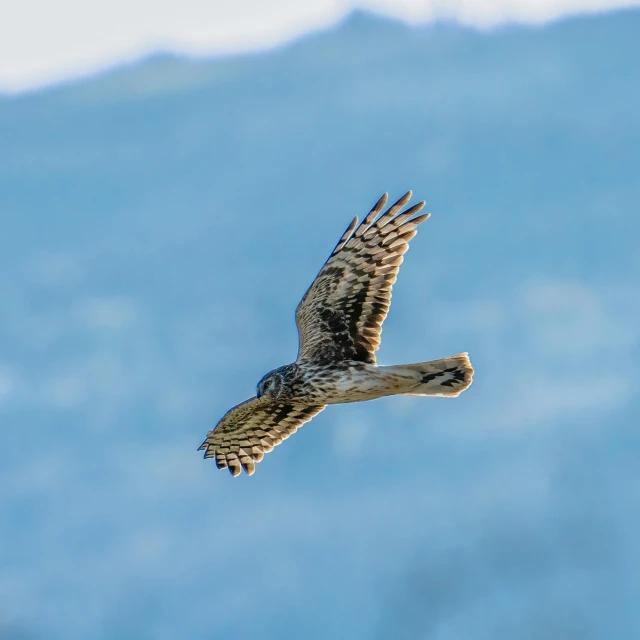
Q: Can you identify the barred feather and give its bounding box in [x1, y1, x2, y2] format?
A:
[295, 191, 429, 365]
[199, 397, 325, 477]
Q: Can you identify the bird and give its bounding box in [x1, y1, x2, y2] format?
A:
[199, 191, 473, 476]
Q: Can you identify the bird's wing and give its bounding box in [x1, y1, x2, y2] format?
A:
[295, 191, 429, 365]
[199, 397, 326, 476]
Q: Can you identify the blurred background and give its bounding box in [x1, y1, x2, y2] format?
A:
[1, 1, 640, 638]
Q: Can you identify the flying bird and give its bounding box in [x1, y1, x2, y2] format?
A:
[199, 191, 473, 476]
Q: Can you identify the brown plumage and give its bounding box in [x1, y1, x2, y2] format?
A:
[295, 191, 428, 365]
[199, 192, 474, 477]
[200, 398, 325, 476]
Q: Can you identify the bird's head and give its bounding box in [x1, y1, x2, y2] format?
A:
[256, 368, 284, 400]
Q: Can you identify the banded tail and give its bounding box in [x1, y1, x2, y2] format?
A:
[384, 353, 474, 397]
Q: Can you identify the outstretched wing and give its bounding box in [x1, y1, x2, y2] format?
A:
[295, 191, 429, 365]
[199, 397, 325, 477]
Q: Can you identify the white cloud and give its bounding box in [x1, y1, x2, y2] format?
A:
[333, 418, 368, 456]
[45, 372, 87, 408]
[0, 366, 19, 404]
[496, 373, 635, 428]
[522, 279, 638, 357]
[486, 279, 638, 429]
[2, 0, 639, 93]
[74, 296, 138, 331]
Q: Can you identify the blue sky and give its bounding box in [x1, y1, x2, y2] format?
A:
[1, 7, 639, 639]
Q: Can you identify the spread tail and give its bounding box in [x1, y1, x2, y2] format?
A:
[386, 353, 474, 397]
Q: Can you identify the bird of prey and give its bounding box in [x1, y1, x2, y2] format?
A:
[199, 191, 473, 476]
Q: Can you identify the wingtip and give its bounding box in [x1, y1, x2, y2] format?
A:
[345, 216, 359, 236]
[385, 190, 413, 214]
[398, 190, 413, 205]
[373, 192, 389, 214]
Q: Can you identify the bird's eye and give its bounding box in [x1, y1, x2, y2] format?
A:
[264, 380, 272, 389]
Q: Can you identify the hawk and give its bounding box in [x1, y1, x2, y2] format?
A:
[199, 191, 473, 476]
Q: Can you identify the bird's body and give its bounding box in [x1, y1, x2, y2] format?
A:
[199, 191, 474, 476]
[261, 358, 471, 405]
[256, 360, 410, 405]
[301, 361, 414, 404]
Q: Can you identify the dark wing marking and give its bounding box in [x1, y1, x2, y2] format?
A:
[199, 397, 325, 477]
[295, 191, 429, 365]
